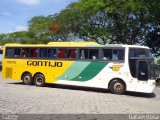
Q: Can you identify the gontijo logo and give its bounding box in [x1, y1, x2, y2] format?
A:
[27, 60, 62, 67]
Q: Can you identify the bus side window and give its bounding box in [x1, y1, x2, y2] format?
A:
[79, 49, 88, 60]
[89, 49, 99, 60]
[22, 48, 29, 58]
[113, 49, 124, 60]
[40, 48, 47, 58]
[23, 48, 38, 58]
[48, 49, 56, 58]
[6, 48, 15, 58]
[58, 49, 67, 58]
[102, 49, 112, 60]
[14, 48, 20, 57]
[67, 49, 76, 59]
[33, 48, 38, 57]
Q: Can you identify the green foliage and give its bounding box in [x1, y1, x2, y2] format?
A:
[0, 31, 35, 44]
[157, 59, 160, 65]
[54, 0, 149, 44]
[53, 0, 160, 56]
[0, 0, 160, 57]
[28, 16, 52, 33]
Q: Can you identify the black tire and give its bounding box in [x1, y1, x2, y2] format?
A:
[22, 72, 33, 85]
[109, 80, 125, 95]
[34, 74, 45, 87]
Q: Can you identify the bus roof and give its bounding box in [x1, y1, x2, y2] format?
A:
[4, 42, 149, 49]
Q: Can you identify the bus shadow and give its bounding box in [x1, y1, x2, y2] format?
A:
[8, 82, 156, 98]
[125, 91, 156, 98]
[8, 82, 110, 94]
[45, 83, 110, 94]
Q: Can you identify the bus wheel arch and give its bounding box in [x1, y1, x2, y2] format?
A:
[33, 72, 45, 87]
[21, 71, 33, 85]
[108, 78, 126, 95]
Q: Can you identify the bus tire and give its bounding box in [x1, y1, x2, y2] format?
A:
[34, 73, 45, 87]
[22, 72, 33, 85]
[109, 80, 125, 95]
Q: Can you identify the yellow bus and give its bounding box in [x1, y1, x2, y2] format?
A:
[0, 46, 3, 68]
[2, 42, 156, 94]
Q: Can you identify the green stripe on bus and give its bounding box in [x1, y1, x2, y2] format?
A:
[57, 61, 91, 80]
[71, 62, 108, 81]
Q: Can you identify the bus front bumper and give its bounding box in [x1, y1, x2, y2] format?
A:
[135, 80, 155, 93]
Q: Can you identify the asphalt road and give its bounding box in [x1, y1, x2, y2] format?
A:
[0, 71, 160, 115]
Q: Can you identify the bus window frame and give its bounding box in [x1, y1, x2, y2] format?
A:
[5, 47, 21, 58]
[47, 48, 57, 59]
[56, 47, 78, 60]
[78, 47, 100, 61]
[39, 48, 48, 58]
[4, 46, 125, 62]
[101, 48, 125, 62]
[129, 48, 149, 58]
[66, 48, 78, 60]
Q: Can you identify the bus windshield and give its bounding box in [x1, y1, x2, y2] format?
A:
[129, 48, 153, 58]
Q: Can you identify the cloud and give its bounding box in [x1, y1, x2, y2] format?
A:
[2, 12, 11, 16]
[15, 26, 28, 31]
[16, 0, 40, 5]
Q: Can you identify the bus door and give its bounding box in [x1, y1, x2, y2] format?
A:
[137, 60, 149, 81]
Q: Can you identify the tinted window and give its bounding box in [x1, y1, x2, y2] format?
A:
[6, 48, 16, 58]
[79, 49, 89, 60]
[113, 49, 124, 60]
[22, 48, 38, 58]
[67, 49, 77, 59]
[48, 48, 56, 58]
[138, 61, 148, 81]
[129, 48, 148, 58]
[30, 48, 38, 58]
[102, 49, 112, 60]
[6, 48, 21, 58]
[22, 48, 29, 58]
[79, 49, 99, 60]
[89, 49, 99, 60]
[40, 48, 47, 58]
[58, 49, 67, 58]
[129, 59, 137, 78]
[14, 48, 21, 57]
[102, 49, 124, 60]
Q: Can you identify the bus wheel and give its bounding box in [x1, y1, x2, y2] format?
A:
[22, 73, 33, 85]
[34, 74, 45, 87]
[109, 80, 125, 95]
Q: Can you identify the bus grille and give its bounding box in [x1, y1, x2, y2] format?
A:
[6, 68, 12, 78]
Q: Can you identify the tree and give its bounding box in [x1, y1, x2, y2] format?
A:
[1, 0, 160, 57]
[28, 15, 56, 43]
[52, 0, 145, 44]
[51, 0, 160, 56]
[157, 59, 160, 65]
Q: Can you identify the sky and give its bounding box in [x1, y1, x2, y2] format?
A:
[0, 0, 78, 34]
